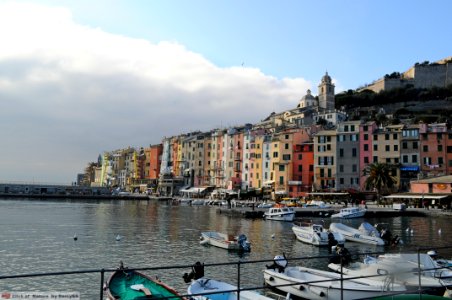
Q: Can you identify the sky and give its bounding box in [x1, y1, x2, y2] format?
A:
[0, 1, 451, 184]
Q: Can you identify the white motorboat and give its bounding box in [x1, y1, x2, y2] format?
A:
[188, 278, 274, 300]
[328, 253, 448, 295]
[331, 207, 366, 219]
[191, 199, 206, 205]
[263, 256, 406, 300]
[199, 231, 251, 252]
[292, 221, 345, 246]
[257, 202, 274, 208]
[263, 205, 295, 222]
[329, 222, 385, 246]
[305, 200, 331, 209]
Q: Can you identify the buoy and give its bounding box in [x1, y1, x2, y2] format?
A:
[73, 234, 78, 241]
[405, 227, 410, 232]
[438, 228, 442, 235]
[116, 234, 122, 241]
[271, 233, 275, 239]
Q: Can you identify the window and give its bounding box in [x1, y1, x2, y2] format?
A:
[386, 158, 391, 163]
[448, 146, 452, 153]
[373, 156, 378, 163]
[279, 165, 285, 171]
[385, 145, 390, 152]
[363, 125, 368, 131]
[423, 145, 428, 152]
[352, 164, 357, 172]
[374, 144, 378, 151]
[273, 152, 279, 158]
[285, 134, 289, 139]
[309, 165, 313, 171]
[364, 144, 369, 151]
[351, 125, 355, 131]
[412, 155, 417, 163]
[403, 155, 408, 163]
[352, 148, 357, 157]
[438, 145, 443, 152]
[339, 148, 344, 157]
[393, 133, 398, 140]
[385, 134, 389, 140]
[402, 142, 408, 149]
[339, 165, 344, 172]
[394, 145, 398, 151]
[298, 165, 302, 172]
[344, 125, 349, 132]
[279, 176, 284, 184]
[438, 157, 444, 165]
[413, 141, 418, 149]
[285, 143, 289, 149]
[449, 160, 452, 167]
[373, 134, 378, 140]
[339, 178, 344, 184]
[282, 154, 291, 160]
[364, 134, 369, 141]
[364, 157, 369, 163]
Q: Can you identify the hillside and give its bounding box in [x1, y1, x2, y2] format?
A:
[336, 84, 452, 123]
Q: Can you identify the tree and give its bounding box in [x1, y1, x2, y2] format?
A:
[82, 162, 98, 187]
[362, 163, 397, 201]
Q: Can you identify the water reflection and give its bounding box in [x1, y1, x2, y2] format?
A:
[0, 199, 450, 298]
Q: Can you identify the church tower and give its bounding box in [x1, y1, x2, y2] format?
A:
[318, 72, 335, 110]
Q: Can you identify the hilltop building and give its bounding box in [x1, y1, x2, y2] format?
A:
[359, 56, 452, 93]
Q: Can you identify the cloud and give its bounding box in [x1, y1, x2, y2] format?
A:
[0, 2, 311, 183]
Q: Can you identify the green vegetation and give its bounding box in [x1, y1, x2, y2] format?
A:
[335, 84, 452, 109]
[362, 163, 397, 199]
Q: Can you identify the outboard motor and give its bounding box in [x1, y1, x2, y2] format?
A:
[266, 255, 288, 273]
[183, 261, 205, 283]
[237, 234, 251, 252]
[380, 228, 392, 245]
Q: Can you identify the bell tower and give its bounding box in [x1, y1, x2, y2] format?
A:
[318, 72, 335, 110]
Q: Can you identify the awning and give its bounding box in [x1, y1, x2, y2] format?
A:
[400, 166, 420, 171]
[384, 194, 450, 200]
[275, 190, 287, 195]
[308, 192, 349, 196]
[264, 180, 275, 185]
[180, 187, 206, 194]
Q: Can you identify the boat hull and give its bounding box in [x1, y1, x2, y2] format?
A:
[106, 269, 185, 300]
[263, 207, 295, 222]
[330, 222, 385, 245]
[331, 207, 366, 219]
[264, 266, 405, 300]
[188, 278, 273, 300]
[200, 232, 250, 251]
[292, 223, 345, 246]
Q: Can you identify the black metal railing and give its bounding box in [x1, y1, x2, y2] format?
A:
[1, 246, 451, 299]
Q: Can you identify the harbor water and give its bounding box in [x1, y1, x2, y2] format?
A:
[0, 198, 451, 299]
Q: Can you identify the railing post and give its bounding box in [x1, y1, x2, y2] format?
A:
[340, 255, 343, 300]
[100, 268, 105, 300]
[237, 260, 241, 299]
[417, 249, 422, 297]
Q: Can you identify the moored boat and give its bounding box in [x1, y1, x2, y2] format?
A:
[183, 262, 274, 300]
[292, 221, 345, 246]
[263, 255, 406, 300]
[328, 253, 448, 295]
[329, 222, 385, 245]
[188, 278, 275, 300]
[106, 262, 185, 299]
[331, 207, 366, 219]
[263, 205, 295, 222]
[200, 231, 251, 252]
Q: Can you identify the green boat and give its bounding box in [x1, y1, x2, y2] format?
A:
[106, 263, 185, 299]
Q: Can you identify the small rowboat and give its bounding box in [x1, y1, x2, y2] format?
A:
[200, 232, 251, 252]
[106, 262, 186, 299]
